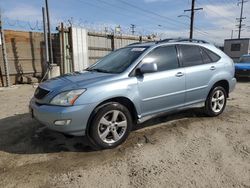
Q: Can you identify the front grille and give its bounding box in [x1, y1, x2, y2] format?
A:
[34, 87, 50, 99]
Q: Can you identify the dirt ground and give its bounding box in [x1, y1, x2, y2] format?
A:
[0, 81, 249, 188]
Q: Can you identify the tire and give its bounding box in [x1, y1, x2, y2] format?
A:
[89, 102, 132, 149]
[204, 86, 227, 117]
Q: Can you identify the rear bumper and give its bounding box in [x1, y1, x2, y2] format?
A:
[29, 98, 96, 136]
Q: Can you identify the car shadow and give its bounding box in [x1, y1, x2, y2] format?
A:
[0, 113, 93, 154]
[0, 109, 204, 154]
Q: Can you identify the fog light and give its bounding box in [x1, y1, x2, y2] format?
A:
[54, 120, 71, 126]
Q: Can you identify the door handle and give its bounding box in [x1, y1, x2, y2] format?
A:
[210, 66, 216, 70]
[175, 72, 184, 77]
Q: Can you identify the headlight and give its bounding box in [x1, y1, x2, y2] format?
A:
[50, 89, 86, 106]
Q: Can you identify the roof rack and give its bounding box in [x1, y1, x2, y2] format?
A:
[155, 38, 180, 44]
[127, 42, 143, 46]
[156, 38, 209, 44]
[127, 41, 155, 46]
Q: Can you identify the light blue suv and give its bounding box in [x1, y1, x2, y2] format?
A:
[30, 38, 236, 149]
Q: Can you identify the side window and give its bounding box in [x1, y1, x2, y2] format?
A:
[203, 48, 221, 62]
[200, 47, 212, 64]
[179, 45, 203, 67]
[142, 46, 179, 72]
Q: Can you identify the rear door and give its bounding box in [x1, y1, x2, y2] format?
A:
[178, 44, 219, 105]
[137, 45, 186, 116]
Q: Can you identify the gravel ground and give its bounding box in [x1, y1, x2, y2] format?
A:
[0, 82, 249, 188]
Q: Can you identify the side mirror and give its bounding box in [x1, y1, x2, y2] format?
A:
[139, 62, 158, 74]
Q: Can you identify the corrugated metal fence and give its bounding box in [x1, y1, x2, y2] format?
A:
[88, 32, 153, 65]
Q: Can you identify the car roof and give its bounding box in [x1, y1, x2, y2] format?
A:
[127, 38, 227, 59]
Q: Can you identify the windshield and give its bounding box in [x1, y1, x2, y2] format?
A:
[239, 56, 250, 63]
[86, 46, 148, 73]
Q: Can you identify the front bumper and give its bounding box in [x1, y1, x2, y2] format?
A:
[29, 98, 96, 136]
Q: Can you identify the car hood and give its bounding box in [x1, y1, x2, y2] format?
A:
[39, 71, 116, 91]
[235, 63, 250, 70]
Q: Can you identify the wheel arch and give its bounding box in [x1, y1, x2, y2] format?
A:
[85, 96, 138, 136]
[209, 80, 229, 98]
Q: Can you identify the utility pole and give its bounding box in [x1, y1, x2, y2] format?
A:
[42, 7, 49, 65]
[130, 24, 135, 35]
[42, 7, 49, 79]
[45, 0, 53, 65]
[0, 11, 10, 87]
[236, 0, 247, 39]
[184, 0, 203, 40]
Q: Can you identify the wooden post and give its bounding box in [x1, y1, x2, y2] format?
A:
[0, 12, 10, 87]
[110, 34, 115, 51]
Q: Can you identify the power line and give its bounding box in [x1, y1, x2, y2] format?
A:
[118, 0, 215, 37]
[79, 0, 204, 37]
[89, 0, 187, 30]
[77, 0, 155, 34]
[118, 0, 188, 28]
[3, 0, 226, 43]
[78, 0, 223, 42]
[196, 0, 236, 24]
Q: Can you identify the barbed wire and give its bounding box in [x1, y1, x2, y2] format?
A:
[2, 16, 192, 40]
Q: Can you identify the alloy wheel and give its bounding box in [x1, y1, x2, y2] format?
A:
[97, 110, 127, 144]
[211, 90, 225, 113]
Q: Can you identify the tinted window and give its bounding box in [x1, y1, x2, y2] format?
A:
[142, 46, 179, 72]
[203, 48, 220, 62]
[179, 45, 203, 67]
[201, 47, 212, 64]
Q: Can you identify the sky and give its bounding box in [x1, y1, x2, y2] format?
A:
[0, 0, 250, 45]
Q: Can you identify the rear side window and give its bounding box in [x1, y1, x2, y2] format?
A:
[203, 48, 220, 62]
[179, 45, 203, 67]
[143, 45, 179, 72]
[200, 47, 212, 64]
